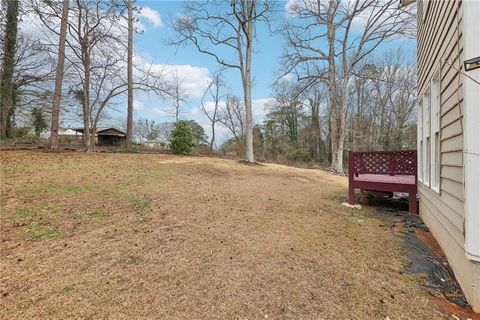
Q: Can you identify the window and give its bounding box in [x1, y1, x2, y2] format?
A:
[418, 67, 441, 192]
[430, 70, 441, 192]
[418, 101, 423, 182]
[422, 89, 431, 186]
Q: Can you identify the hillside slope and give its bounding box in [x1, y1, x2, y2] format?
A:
[0, 151, 443, 319]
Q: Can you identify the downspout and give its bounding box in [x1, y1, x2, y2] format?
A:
[463, 0, 480, 262]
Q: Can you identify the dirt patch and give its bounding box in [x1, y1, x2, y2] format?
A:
[368, 202, 477, 320]
[0, 151, 446, 319]
[415, 229, 447, 260]
[432, 296, 480, 320]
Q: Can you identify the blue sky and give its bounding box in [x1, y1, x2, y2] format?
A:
[17, 0, 415, 144]
[135, 1, 283, 99]
[132, 0, 287, 138]
[131, 1, 416, 145]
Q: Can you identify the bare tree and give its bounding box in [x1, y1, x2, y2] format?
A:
[32, 0, 168, 151]
[157, 122, 175, 142]
[134, 117, 160, 142]
[282, 0, 415, 173]
[171, 0, 274, 163]
[201, 69, 224, 150]
[8, 34, 55, 128]
[346, 48, 417, 151]
[49, 0, 69, 149]
[218, 94, 245, 146]
[267, 80, 303, 146]
[305, 85, 327, 161]
[165, 69, 188, 122]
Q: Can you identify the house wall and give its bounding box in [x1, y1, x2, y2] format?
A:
[417, 0, 480, 311]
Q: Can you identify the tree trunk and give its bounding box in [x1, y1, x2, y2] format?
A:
[326, 10, 344, 173]
[243, 1, 255, 163]
[0, 0, 19, 139]
[126, 0, 134, 146]
[333, 93, 346, 173]
[243, 75, 254, 162]
[49, 0, 70, 149]
[210, 122, 215, 151]
[326, 0, 346, 174]
[82, 49, 92, 152]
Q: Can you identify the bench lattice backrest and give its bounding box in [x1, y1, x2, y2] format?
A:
[349, 150, 417, 176]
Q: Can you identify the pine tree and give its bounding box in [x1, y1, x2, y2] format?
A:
[170, 120, 194, 154]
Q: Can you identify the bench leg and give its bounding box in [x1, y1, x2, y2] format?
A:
[387, 192, 393, 198]
[408, 191, 417, 214]
[349, 185, 355, 205]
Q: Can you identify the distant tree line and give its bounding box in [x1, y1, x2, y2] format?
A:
[0, 0, 417, 173]
[248, 48, 416, 165]
[219, 47, 416, 166]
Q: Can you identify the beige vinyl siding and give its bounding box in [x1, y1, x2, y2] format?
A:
[417, 0, 464, 245]
[420, 199, 480, 307]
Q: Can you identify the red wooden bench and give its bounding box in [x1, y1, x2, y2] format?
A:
[348, 150, 417, 213]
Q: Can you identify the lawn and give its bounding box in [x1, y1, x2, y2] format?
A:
[0, 151, 444, 319]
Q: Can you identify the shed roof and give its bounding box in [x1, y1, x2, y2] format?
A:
[72, 127, 126, 136]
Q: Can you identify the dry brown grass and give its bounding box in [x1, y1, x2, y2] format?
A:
[0, 151, 444, 319]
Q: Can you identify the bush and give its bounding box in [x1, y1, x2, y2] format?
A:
[170, 121, 194, 154]
[286, 145, 312, 163]
[11, 127, 30, 138]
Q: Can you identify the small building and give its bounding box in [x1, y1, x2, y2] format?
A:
[72, 127, 126, 147]
[408, 0, 480, 311]
[142, 140, 170, 151]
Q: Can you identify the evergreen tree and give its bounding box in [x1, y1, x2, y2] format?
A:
[170, 120, 194, 154]
[31, 107, 48, 137]
[0, 0, 19, 139]
[187, 120, 208, 147]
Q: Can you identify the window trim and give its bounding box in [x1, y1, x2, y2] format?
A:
[418, 65, 441, 193]
[417, 101, 423, 183]
[430, 66, 441, 194]
[420, 87, 431, 187]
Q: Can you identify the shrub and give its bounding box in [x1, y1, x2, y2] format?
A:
[11, 127, 30, 138]
[286, 145, 311, 163]
[170, 120, 194, 154]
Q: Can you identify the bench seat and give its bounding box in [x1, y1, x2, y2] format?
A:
[348, 150, 417, 213]
[354, 174, 415, 185]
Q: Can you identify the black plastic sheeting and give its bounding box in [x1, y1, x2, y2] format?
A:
[371, 198, 469, 308]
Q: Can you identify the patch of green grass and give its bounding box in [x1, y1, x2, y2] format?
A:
[128, 195, 152, 214]
[27, 222, 63, 241]
[12, 207, 34, 223]
[11, 205, 65, 241]
[12, 204, 61, 224]
[62, 184, 93, 194]
[73, 209, 105, 222]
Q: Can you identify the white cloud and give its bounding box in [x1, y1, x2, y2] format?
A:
[150, 108, 171, 117]
[280, 73, 294, 82]
[133, 53, 211, 98]
[252, 98, 273, 123]
[139, 7, 163, 29]
[162, 65, 211, 97]
[133, 99, 145, 111]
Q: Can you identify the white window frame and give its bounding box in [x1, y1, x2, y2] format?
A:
[418, 67, 441, 192]
[430, 67, 441, 193]
[417, 101, 423, 183]
[421, 88, 431, 187]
